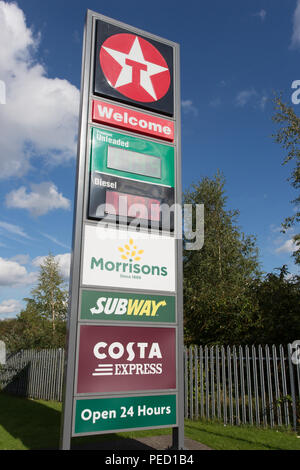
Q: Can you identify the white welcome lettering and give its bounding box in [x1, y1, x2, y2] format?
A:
[95, 103, 172, 138]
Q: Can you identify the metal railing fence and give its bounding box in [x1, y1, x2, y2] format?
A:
[0, 348, 65, 402]
[0, 344, 299, 430]
[184, 344, 300, 429]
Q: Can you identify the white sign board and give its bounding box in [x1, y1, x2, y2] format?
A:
[82, 224, 176, 292]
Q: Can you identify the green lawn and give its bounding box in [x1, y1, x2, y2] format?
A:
[185, 420, 300, 450]
[0, 392, 299, 450]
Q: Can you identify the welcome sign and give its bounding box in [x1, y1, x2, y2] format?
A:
[82, 225, 176, 292]
[92, 99, 174, 142]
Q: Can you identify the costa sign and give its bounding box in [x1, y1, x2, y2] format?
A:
[93, 19, 174, 116]
[92, 100, 174, 141]
[76, 325, 176, 393]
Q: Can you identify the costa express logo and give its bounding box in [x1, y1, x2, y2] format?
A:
[90, 238, 168, 278]
[94, 20, 174, 115]
[77, 325, 176, 392]
[92, 341, 163, 377]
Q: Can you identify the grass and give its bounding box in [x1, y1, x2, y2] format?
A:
[0, 392, 300, 450]
[185, 420, 300, 450]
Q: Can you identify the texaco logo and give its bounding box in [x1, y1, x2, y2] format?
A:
[99, 34, 171, 103]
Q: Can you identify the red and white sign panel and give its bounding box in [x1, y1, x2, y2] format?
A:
[92, 99, 174, 142]
[99, 34, 171, 103]
[76, 325, 176, 394]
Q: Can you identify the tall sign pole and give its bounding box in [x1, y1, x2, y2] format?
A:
[60, 10, 184, 450]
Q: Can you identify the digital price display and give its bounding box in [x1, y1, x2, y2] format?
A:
[90, 127, 174, 187]
[88, 172, 174, 230]
[107, 146, 161, 179]
[105, 191, 161, 221]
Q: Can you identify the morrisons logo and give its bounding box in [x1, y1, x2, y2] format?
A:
[90, 238, 168, 278]
[90, 257, 168, 277]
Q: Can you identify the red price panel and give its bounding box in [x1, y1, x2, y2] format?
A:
[105, 191, 161, 221]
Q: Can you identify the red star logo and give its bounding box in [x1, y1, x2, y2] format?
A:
[99, 34, 171, 103]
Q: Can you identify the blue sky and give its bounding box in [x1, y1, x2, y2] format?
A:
[0, 0, 299, 319]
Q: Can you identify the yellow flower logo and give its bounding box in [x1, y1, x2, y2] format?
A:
[118, 238, 144, 261]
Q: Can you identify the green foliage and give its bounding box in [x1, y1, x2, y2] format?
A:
[249, 266, 300, 345]
[183, 173, 300, 346]
[0, 254, 68, 352]
[272, 95, 300, 264]
[30, 253, 68, 328]
[183, 172, 261, 345]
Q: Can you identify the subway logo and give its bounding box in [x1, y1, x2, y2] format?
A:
[80, 290, 175, 323]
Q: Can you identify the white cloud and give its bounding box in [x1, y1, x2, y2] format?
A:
[40, 232, 70, 250]
[0, 299, 22, 317]
[235, 88, 268, 110]
[0, 256, 37, 286]
[270, 224, 282, 233]
[291, 0, 300, 48]
[259, 95, 268, 110]
[209, 98, 221, 108]
[181, 99, 198, 116]
[5, 182, 71, 217]
[275, 238, 298, 254]
[32, 253, 71, 280]
[254, 9, 267, 22]
[235, 88, 257, 107]
[10, 254, 30, 265]
[0, 1, 79, 179]
[0, 221, 31, 239]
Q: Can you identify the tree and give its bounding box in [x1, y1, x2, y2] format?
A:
[183, 172, 261, 345]
[29, 253, 68, 334]
[272, 95, 300, 264]
[249, 265, 300, 345]
[0, 254, 68, 352]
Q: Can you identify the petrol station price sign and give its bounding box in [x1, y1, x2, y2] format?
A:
[89, 127, 174, 185]
[60, 11, 183, 449]
[88, 127, 175, 229]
